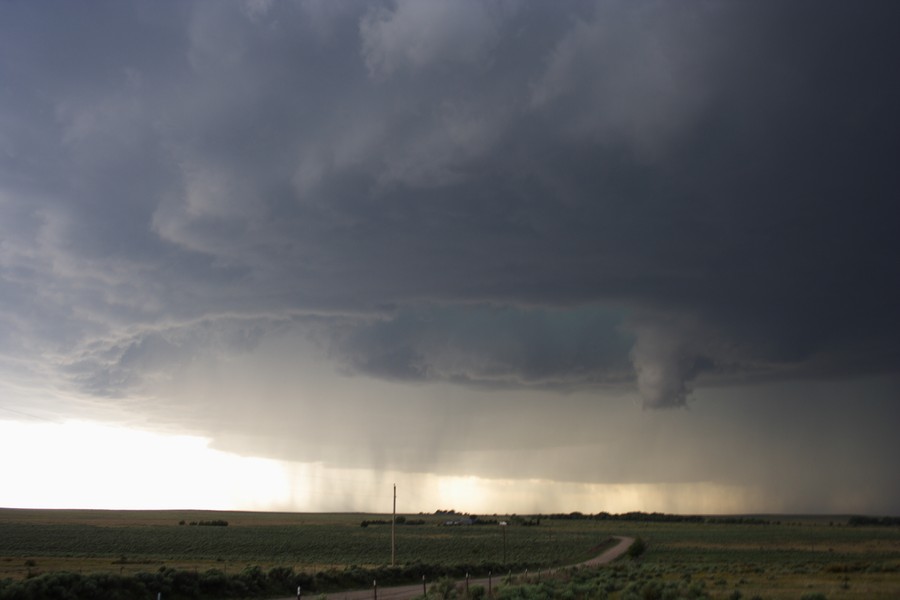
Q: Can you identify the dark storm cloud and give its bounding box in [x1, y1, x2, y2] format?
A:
[328, 305, 633, 387]
[1, 0, 899, 411]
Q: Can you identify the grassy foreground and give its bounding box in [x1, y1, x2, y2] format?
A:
[0, 509, 603, 578]
[0, 509, 898, 599]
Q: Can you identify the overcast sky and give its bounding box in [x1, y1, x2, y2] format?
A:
[1, 0, 899, 515]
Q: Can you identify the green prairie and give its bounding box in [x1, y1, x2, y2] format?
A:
[0, 509, 599, 579]
[1, 509, 899, 599]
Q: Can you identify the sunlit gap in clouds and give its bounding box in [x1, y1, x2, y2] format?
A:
[0, 419, 770, 515]
[0, 420, 291, 510]
[431, 476, 769, 516]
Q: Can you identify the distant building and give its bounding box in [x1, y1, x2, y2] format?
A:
[442, 516, 477, 526]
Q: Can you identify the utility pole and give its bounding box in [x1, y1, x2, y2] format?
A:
[391, 483, 396, 566]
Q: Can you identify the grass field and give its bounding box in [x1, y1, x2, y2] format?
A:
[0, 509, 603, 580]
[607, 519, 900, 600]
[1, 509, 898, 599]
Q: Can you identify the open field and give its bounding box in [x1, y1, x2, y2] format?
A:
[604, 519, 900, 600]
[1, 509, 898, 598]
[0, 509, 605, 579]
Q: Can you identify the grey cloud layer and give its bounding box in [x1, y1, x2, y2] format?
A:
[1, 0, 899, 412]
[329, 305, 633, 387]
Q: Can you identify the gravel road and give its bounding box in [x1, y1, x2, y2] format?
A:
[282, 535, 635, 600]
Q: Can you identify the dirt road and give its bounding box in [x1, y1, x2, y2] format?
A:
[284, 536, 635, 600]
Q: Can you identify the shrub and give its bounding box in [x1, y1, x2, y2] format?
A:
[627, 537, 647, 559]
[428, 576, 458, 599]
[266, 565, 294, 589]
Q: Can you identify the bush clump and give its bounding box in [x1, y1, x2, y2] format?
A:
[626, 537, 647, 559]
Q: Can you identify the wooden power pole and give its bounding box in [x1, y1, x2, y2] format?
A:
[391, 484, 396, 566]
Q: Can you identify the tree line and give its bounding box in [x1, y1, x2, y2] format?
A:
[360, 516, 426, 527]
[535, 511, 775, 525]
[178, 520, 229, 527]
[848, 515, 900, 526]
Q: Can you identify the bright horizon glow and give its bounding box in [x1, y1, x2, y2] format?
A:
[0, 418, 793, 515]
[0, 419, 291, 511]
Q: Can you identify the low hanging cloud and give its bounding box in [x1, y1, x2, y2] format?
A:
[325, 305, 634, 389]
[628, 316, 712, 409]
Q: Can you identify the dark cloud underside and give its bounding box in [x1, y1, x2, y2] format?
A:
[0, 1, 898, 463]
